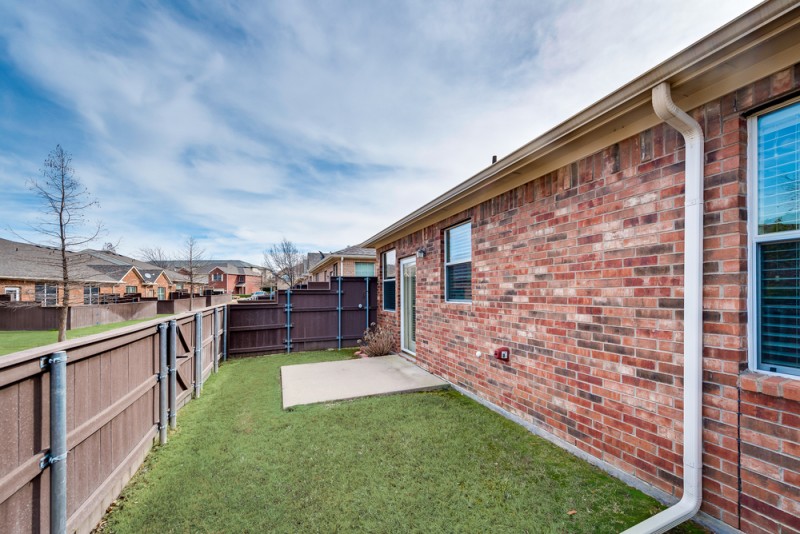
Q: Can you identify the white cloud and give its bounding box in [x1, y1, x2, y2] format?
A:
[0, 0, 761, 265]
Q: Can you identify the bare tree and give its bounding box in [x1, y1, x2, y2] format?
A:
[28, 145, 102, 341]
[139, 246, 172, 268]
[263, 238, 303, 289]
[182, 237, 206, 310]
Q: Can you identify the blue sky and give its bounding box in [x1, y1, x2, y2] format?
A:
[0, 0, 759, 265]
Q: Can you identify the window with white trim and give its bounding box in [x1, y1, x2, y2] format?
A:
[84, 285, 100, 304]
[4, 287, 20, 301]
[35, 283, 57, 306]
[750, 99, 800, 375]
[382, 249, 396, 311]
[445, 221, 472, 302]
[125, 285, 137, 294]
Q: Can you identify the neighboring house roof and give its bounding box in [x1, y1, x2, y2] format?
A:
[0, 238, 121, 284]
[304, 251, 325, 271]
[210, 264, 262, 276]
[162, 260, 261, 276]
[84, 263, 142, 283]
[81, 249, 188, 284]
[306, 246, 376, 275]
[362, 1, 800, 248]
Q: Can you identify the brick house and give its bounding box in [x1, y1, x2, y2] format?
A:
[363, 4, 800, 532]
[0, 240, 187, 304]
[82, 249, 182, 299]
[306, 246, 376, 283]
[0, 238, 122, 304]
[208, 264, 263, 294]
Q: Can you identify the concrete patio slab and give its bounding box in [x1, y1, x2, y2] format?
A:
[281, 354, 448, 409]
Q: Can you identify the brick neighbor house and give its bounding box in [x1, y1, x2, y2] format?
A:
[0, 238, 131, 304]
[363, 3, 800, 532]
[82, 249, 184, 299]
[207, 264, 263, 295]
[305, 246, 376, 283]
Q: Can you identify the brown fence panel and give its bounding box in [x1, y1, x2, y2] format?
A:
[206, 294, 232, 307]
[0, 301, 161, 332]
[67, 301, 159, 329]
[228, 277, 377, 356]
[0, 303, 227, 533]
[0, 305, 60, 330]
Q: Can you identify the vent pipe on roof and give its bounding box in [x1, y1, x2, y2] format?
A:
[492, 155, 497, 164]
[623, 83, 704, 533]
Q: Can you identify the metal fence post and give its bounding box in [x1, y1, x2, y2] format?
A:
[213, 307, 219, 373]
[365, 277, 370, 331]
[45, 350, 68, 534]
[168, 320, 177, 429]
[158, 323, 168, 444]
[285, 289, 292, 354]
[222, 305, 228, 362]
[337, 277, 342, 350]
[194, 312, 202, 397]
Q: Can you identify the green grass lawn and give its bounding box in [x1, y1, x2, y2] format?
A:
[0, 315, 173, 356]
[99, 349, 705, 533]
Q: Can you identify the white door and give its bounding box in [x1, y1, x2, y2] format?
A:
[400, 257, 417, 354]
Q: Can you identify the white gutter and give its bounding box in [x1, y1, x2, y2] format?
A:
[623, 83, 704, 534]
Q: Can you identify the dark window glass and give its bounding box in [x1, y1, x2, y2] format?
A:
[446, 262, 472, 301]
[383, 280, 396, 311]
[759, 240, 800, 371]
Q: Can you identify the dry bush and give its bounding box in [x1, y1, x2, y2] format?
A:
[357, 322, 396, 357]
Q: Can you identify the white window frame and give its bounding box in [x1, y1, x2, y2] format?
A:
[382, 249, 396, 312]
[747, 97, 800, 378]
[4, 287, 20, 301]
[444, 221, 472, 303]
[84, 285, 100, 305]
[35, 283, 58, 306]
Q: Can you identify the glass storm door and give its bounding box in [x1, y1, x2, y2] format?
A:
[400, 257, 417, 354]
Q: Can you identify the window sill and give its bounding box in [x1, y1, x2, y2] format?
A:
[740, 371, 800, 402]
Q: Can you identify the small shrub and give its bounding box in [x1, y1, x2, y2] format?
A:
[357, 322, 396, 357]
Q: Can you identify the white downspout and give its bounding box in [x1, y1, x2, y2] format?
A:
[623, 82, 704, 534]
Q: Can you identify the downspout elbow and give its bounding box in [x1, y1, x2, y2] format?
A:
[623, 82, 704, 534]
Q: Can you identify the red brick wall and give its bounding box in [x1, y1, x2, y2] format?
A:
[0, 279, 117, 304]
[377, 65, 800, 532]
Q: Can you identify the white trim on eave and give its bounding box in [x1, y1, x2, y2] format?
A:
[361, 1, 800, 249]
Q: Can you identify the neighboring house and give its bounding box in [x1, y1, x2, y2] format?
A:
[208, 264, 263, 295]
[0, 238, 123, 304]
[306, 246, 376, 282]
[162, 259, 262, 295]
[363, 4, 800, 533]
[82, 249, 185, 300]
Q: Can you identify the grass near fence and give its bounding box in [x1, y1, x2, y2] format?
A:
[98, 349, 705, 533]
[0, 315, 174, 356]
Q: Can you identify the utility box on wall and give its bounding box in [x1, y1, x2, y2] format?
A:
[494, 347, 510, 361]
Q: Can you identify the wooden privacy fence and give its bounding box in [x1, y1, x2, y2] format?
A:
[0, 301, 159, 331]
[228, 277, 377, 356]
[0, 304, 228, 533]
